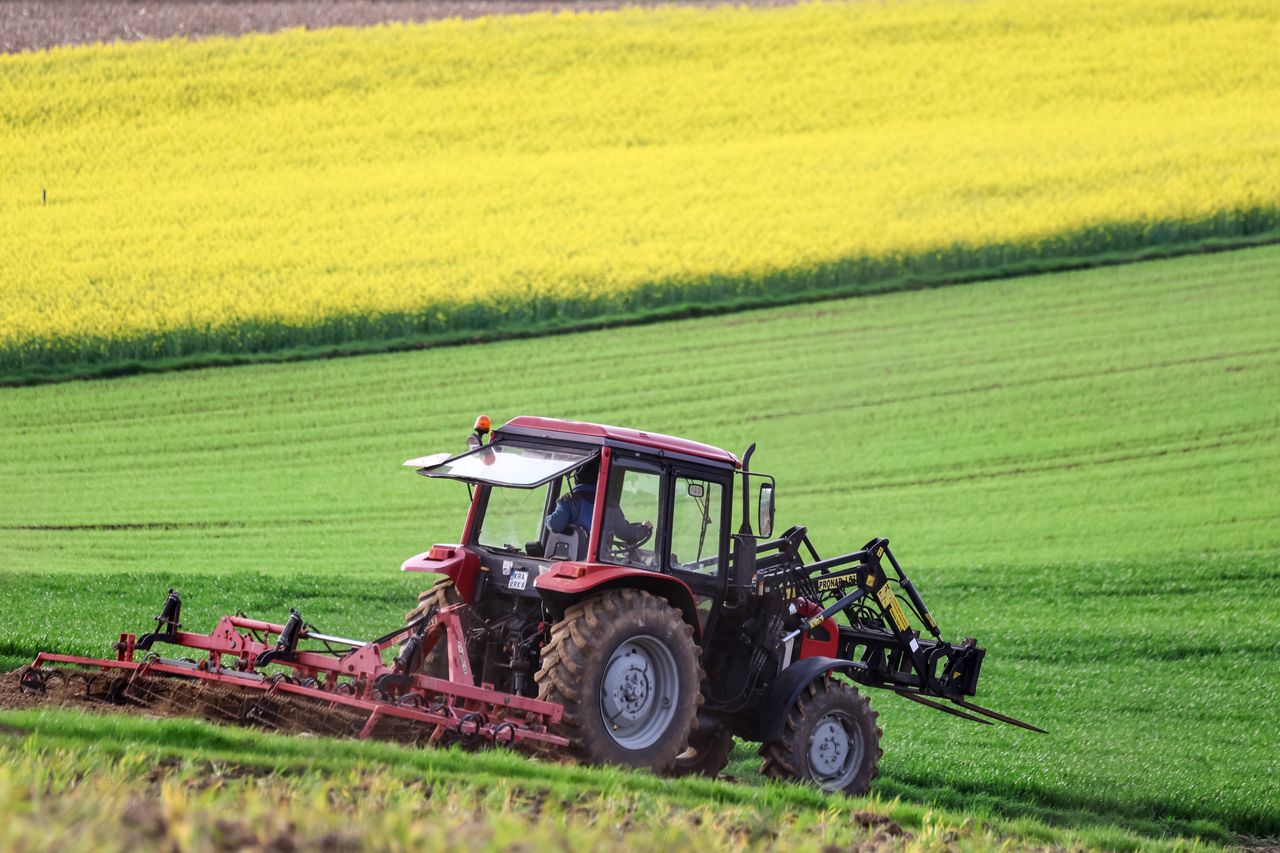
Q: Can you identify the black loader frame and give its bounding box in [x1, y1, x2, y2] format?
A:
[712, 524, 1046, 738]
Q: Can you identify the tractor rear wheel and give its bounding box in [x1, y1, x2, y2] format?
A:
[404, 578, 469, 679]
[669, 718, 735, 778]
[758, 676, 882, 795]
[535, 588, 701, 770]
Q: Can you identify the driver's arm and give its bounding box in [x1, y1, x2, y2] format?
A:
[606, 506, 650, 541]
[545, 496, 573, 534]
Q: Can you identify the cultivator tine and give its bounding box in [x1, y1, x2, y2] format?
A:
[18, 667, 49, 694]
[355, 709, 385, 739]
[121, 673, 156, 705]
[949, 699, 1048, 734]
[108, 675, 135, 705]
[893, 690, 993, 725]
[238, 697, 282, 729]
[191, 684, 244, 725]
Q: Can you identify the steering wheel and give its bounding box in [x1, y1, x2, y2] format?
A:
[609, 524, 653, 562]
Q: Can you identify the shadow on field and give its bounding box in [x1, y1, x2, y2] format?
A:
[7, 232, 1279, 387]
[873, 774, 1237, 846]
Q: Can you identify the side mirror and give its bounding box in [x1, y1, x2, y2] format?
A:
[757, 484, 775, 539]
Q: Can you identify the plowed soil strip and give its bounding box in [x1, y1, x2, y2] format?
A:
[0, 667, 420, 744]
[2, 0, 798, 54]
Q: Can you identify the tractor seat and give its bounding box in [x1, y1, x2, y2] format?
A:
[544, 526, 585, 561]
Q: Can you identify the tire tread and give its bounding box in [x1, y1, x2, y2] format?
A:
[757, 675, 882, 795]
[535, 589, 702, 770]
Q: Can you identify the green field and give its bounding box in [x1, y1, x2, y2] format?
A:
[3, 247, 1279, 847]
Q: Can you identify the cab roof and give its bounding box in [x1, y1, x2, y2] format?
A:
[498, 416, 741, 469]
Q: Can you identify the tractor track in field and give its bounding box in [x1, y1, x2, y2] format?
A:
[788, 429, 1276, 495]
[733, 344, 1280, 428]
[0, 520, 249, 531]
[1, 0, 800, 54]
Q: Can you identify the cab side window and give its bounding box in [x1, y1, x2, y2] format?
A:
[601, 464, 661, 569]
[669, 477, 723, 575]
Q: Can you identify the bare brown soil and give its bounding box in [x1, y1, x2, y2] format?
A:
[1, 0, 798, 54]
[0, 666, 427, 742]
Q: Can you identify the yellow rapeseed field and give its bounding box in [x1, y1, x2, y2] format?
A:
[1, 0, 1277, 371]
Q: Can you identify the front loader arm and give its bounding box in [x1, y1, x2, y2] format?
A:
[755, 529, 1045, 733]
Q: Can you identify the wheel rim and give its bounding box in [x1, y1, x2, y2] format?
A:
[599, 634, 680, 750]
[807, 711, 864, 791]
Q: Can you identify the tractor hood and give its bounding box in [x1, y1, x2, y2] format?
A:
[404, 442, 594, 488]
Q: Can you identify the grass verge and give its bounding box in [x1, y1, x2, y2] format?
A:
[0, 710, 1234, 852]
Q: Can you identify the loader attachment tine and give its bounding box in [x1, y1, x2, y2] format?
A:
[893, 690, 993, 725]
[949, 699, 1048, 734]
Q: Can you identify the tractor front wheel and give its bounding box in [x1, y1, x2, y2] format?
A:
[536, 588, 701, 770]
[758, 676, 882, 795]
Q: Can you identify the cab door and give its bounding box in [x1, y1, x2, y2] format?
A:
[664, 465, 731, 609]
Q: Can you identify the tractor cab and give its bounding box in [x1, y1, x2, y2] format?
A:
[402, 416, 776, 622]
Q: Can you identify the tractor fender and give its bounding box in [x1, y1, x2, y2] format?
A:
[400, 545, 483, 602]
[755, 656, 869, 743]
[536, 564, 702, 642]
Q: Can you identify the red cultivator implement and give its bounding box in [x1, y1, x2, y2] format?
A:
[21, 589, 567, 749]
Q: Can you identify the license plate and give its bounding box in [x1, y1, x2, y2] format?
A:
[508, 570, 528, 591]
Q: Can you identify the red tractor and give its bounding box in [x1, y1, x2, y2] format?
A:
[20, 416, 1040, 794]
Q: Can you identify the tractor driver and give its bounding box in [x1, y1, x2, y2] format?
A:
[545, 459, 651, 555]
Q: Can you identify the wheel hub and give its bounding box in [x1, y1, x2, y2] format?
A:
[599, 635, 679, 750]
[617, 668, 650, 710]
[806, 711, 863, 791]
[810, 719, 849, 774]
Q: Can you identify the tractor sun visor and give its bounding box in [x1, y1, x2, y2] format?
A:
[407, 443, 596, 488]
